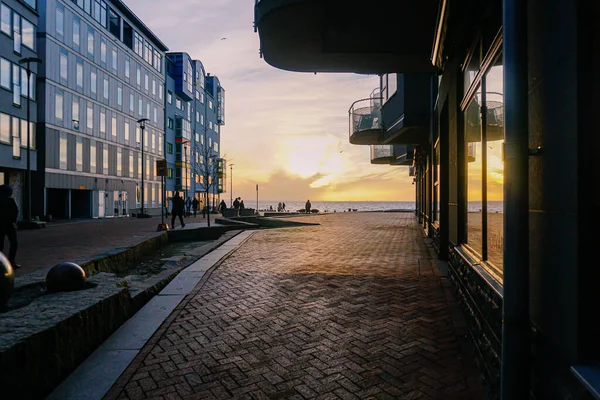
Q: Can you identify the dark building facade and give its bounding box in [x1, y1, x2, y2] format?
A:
[255, 0, 598, 399]
[0, 0, 38, 220]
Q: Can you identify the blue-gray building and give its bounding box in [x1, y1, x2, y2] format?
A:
[35, 0, 168, 219]
[0, 0, 38, 220]
[165, 51, 225, 212]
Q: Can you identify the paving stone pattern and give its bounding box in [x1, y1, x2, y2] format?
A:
[104, 213, 485, 400]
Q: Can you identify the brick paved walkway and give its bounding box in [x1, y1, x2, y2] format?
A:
[10, 214, 219, 277]
[103, 212, 484, 400]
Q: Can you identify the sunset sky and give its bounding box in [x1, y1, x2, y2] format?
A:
[126, 0, 416, 202]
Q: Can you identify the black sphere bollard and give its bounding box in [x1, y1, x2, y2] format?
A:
[46, 262, 87, 292]
[0, 251, 14, 308]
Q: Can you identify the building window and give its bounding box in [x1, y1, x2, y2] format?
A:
[87, 28, 94, 59]
[125, 58, 130, 78]
[55, 90, 64, 120]
[117, 85, 122, 107]
[108, 7, 120, 39]
[138, 98, 142, 116]
[136, 65, 141, 86]
[167, 118, 173, 129]
[90, 140, 97, 172]
[153, 107, 157, 123]
[72, 97, 79, 130]
[59, 132, 68, 169]
[56, 4, 64, 37]
[124, 121, 129, 141]
[128, 151, 133, 177]
[100, 108, 106, 134]
[1, 58, 11, 89]
[123, 21, 132, 49]
[167, 168, 173, 179]
[76, 59, 83, 88]
[209, 100, 213, 110]
[11, 118, 20, 158]
[76, 136, 83, 172]
[1, 4, 10, 36]
[176, 98, 181, 109]
[103, 146, 109, 174]
[111, 115, 116, 138]
[158, 84, 163, 100]
[0, 113, 10, 143]
[167, 91, 172, 104]
[87, 103, 93, 132]
[112, 48, 117, 71]
[22, 17, 34, 51]
[129, 93, 134, 112]
[144, 73, 148, 91]
[103, 77, 109, 100]
[152, 79, 155, 96]
[72, 18, 80, 47]
[116, 147, 122, 176]
[134, 32, 143, 57]
[91, 70, 97, 95]
[100, 39, 107, 64]
[59, 49, 68, 81]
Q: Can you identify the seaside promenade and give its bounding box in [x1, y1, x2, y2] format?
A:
[47, 211, 485, 399]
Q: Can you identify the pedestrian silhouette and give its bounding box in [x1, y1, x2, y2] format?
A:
[171, 191, 185, 228]
[0, 185, 19, 269]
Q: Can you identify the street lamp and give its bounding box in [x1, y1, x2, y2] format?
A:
[229, 163, 234, 207]
[137, 118, 150, 218]
[18, 57, 42, 227]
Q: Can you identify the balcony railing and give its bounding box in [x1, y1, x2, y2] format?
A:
[370, 145, 394, 164]
[349, 98, 383, 145]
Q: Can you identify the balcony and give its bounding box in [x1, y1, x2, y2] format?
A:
[390, 145, 415, 165]
[349, 98, 382, 145]
[370, 145, 394, 164]
[380, 73, 433, 145]
[254, 0, 439, 74]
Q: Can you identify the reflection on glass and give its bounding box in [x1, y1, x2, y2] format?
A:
[486, 55, 504, 270]
[466, 94, 483, 257]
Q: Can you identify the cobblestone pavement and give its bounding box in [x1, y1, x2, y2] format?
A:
[104, 212, 485, 400]
[10, 214, 219, 277]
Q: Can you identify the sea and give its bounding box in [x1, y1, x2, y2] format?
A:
[253, 200, 504, 214]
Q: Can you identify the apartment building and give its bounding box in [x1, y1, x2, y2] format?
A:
[35, 0, 168, 219]
[0, 0, 38, 221]
[165, 51, 225, 211]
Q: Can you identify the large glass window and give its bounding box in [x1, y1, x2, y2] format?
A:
[112, 48, 117, 71]
[91, 70, 97, 95]
[111, 115, 116, 138]
[12, 14, 20, 53]
[116, 147, 122, 176]
[72, 97, 79, 130]
[117, 85, 122, 107]
[485, 54, 504, 269]
[103, 145, 108, 174]
[124, 121, 129, 141]
[125, 58, 130, 78]
[108, 8, 120, 38]
[103, 77, 108, 100]
[463, 40, 504, 272]
[100, 39, 107, 64]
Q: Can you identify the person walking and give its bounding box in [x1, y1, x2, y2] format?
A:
[0, 184, 19, 269]
[219, 200, 227, 215]
[185, 196, 192, 217]
[305, 199, 311, 214]
[239, 199, 245, 214]
[192, 197, 199, 217]
[171, 191, 185, 228]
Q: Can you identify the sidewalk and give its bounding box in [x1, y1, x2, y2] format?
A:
[57, 212, 484, 399]
[11, 213, 220, 278]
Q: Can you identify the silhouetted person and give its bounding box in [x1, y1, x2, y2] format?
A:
[185, 196, 192, 217]
[192, 197, 199, 217]
[171, 191, 185, 228]
[219, 200, 227, 215]
[0, 184, 19, 269]
[305, 199, 311, 214]
[233, 197, 240, 210]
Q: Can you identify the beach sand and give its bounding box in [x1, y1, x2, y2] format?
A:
[467, 212, 504, 272]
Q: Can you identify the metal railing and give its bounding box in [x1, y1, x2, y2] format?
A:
[349, 97, 383, 139]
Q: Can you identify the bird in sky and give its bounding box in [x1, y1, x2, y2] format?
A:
[221, 37, 227, 40]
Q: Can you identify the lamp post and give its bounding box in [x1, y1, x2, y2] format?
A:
[18, 57, 42, 226]
[184, 144, 188, 203]
[229, 163, 234, 207]
[137, 118, 150, 218]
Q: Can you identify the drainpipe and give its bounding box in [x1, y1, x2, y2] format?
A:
[501, 0, 530, 398]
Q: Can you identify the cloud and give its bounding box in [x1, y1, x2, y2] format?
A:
[126, 0, 416, 202]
